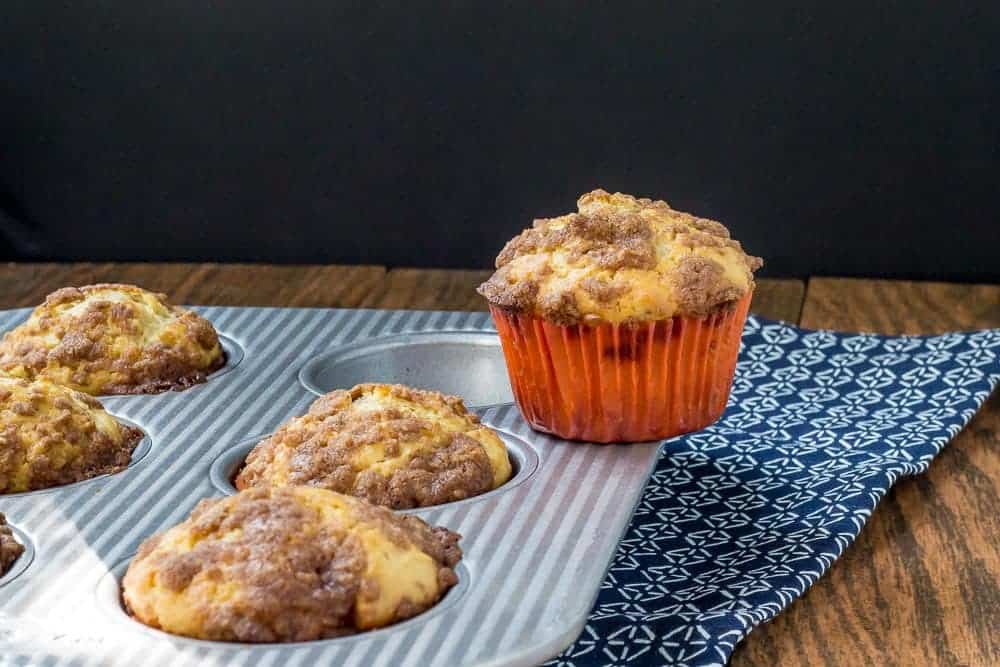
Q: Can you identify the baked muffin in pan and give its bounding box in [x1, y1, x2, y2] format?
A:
[123, 486, 462, 642]
[0, 513, 24, 577]
[236, 383, 512, 509]
[0, 375, 143, 494]
[0, 283, 224, 395]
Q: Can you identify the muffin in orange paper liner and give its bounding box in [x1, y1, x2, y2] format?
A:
[478, 189, 761, 443]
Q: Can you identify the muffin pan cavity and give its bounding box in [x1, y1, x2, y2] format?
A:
[298, 331, 513, 407]
[0, 416, 152, 499]
[96, 554, 471, 648]
[208, 430, 539, 511]
[211, 334, 245, 381]
[0, 522, 35, 587]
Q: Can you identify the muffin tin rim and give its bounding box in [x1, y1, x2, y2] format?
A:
[206, 333, 245, 382]
[0, 521, 36, 588]
[207, 428, 541, 513]
[95, 554, 473, 649]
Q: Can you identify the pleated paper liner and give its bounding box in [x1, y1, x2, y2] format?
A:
[489, 292, 752, 443]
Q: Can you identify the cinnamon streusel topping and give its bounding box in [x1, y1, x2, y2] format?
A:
[122, 486, 462, 642]
[236, 383, 512, 509]
[0, 283, 224, 395]
[0, 375, 143, 493]
[479, 189, 762, 324]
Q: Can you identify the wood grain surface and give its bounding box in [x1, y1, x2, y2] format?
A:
[362, 268, 494, 311]
[0, 262, 385, 308]
[731, 278, 1000, 667]
[800, 277, 1000, 335]
[0, 265, 995, 666]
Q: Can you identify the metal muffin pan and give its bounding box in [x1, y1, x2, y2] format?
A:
[0, 307, 663, 667]
[0, 522, 35, 588]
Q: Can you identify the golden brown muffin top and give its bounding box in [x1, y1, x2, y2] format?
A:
[478, 189, 763, 324]
[0, 283, 224, 395]
[0, 513, 24, 577]
[236, 383, 512, 509]
[0, 374, 143, 494]
[122, 486, 462, 642]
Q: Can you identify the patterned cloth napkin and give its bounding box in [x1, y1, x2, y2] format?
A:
[548, 316, 1000, 667]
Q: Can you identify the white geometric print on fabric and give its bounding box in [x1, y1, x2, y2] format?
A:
[546, 317, 1000, 667]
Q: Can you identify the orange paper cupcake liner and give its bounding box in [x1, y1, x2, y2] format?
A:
[490, 292, 752, 443]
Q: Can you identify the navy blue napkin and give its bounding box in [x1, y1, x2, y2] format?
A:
[548, 316, 1000, 667]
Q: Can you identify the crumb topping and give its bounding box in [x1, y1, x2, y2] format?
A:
[0, 283, 224, 395]
[479, 189, 762, 323]
[0, 375, 143, 493]
[0, 513, 24, 576]
[122, 487, 462, 642]
[236, 383, 512, 509]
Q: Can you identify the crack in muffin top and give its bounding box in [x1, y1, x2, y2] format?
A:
[0, 374, 143, 493]
[0, 283, 224, 395]
[122, 486, 462, 642]
[478, 189, 763, 324]
[236, 383, 512, 509]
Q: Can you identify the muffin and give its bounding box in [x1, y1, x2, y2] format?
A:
[478, 189, 762, 442]
[0, 283, 224, 395]
[0, 375, 144, 493]
[236, 383, 512, 509]
[0, 513, 24, 577]
[122, 486, 462, 642]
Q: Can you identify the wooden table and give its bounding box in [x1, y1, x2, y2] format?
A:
[1, 263, 997, 666]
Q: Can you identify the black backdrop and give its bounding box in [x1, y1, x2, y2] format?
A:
[1, 2, 997, 281]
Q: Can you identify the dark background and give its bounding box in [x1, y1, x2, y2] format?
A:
[1, 2, 997, 281]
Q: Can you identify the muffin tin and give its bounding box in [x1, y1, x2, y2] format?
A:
[0, 306, 663, 667]
[0, 521, 34, 587]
